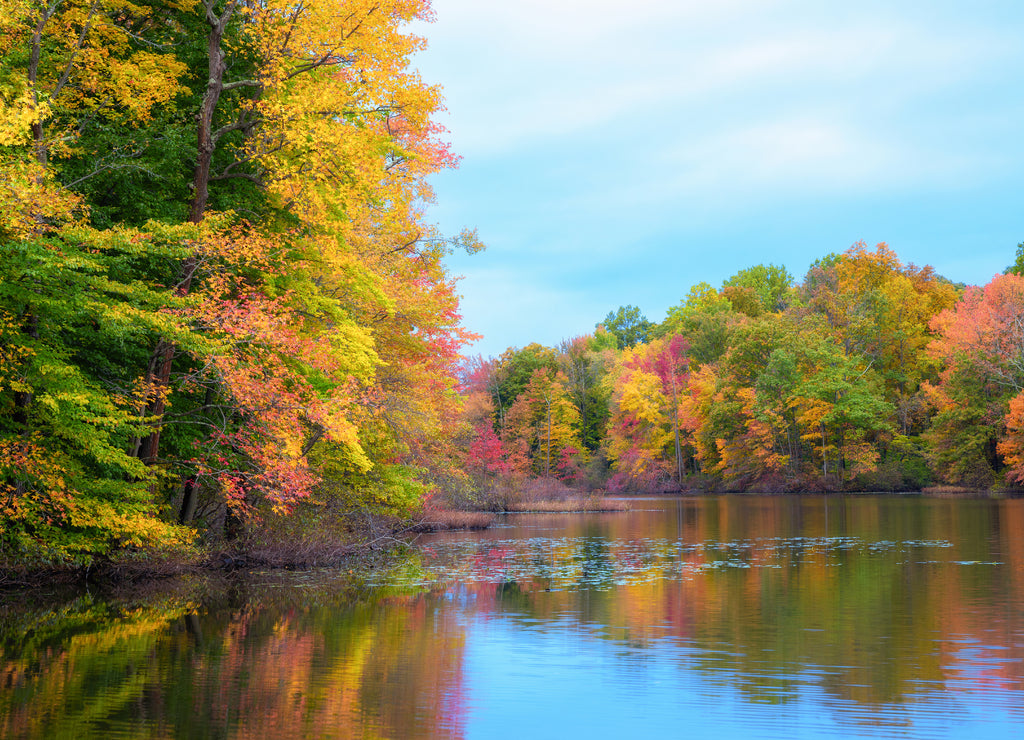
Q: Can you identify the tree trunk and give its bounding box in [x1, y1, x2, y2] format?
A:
[27, 4, 51, 169]
[188, 1, 233, 225]
[545, 396, 552, 477]
[177, 386, 215, 522]
[670, 374, 683, 484]
[136, 1, 236, 465]
[224, 505, 243, 541]
[821, 421, 827, 481]
[12, 314, 38, 428]
[179, 477, 200, 524]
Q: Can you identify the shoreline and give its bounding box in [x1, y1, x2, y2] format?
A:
[4, 489, 1020, 589]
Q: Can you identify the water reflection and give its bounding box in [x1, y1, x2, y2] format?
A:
[1, 577, 470, 739]
[2, 496, 1023, 739]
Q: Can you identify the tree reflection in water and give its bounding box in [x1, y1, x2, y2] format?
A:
[2, 496, 1022, 739]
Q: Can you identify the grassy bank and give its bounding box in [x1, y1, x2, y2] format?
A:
[500, 497, 630, 513]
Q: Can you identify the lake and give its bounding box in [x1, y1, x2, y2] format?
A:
[2, 495, 1023, 739]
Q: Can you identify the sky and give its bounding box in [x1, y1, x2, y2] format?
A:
[410, 0, 1024, 359]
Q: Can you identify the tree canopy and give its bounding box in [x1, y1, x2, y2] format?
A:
[460, 240, 1024, 495]
[599, 305, 652, 349]
[0, 0, 479, 565]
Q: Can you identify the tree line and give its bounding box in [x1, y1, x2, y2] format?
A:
[460, 243, 1024, 497]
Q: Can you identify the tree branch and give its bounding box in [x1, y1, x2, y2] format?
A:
[221, 79, 262, 91]
[51, 0, 101, 99]
[63, 161, 161, 189]
[212, 115, 257, 144]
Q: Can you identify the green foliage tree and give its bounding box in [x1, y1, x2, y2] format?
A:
[722, 263, 794, 313]
[489, 344, 559, 432]
[558, 335, 612, 452]
[0, 223, 197, 561]
[655, 285, 736, 368]
[599, 305, 652, 349]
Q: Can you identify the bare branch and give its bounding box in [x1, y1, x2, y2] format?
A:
[278, 0, 307, 56]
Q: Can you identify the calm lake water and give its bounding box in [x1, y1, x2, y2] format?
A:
[2, 495, 1023, 739]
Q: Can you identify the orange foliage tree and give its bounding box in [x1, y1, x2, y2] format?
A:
[503, 369, 585, 480]
[927, 273, 1024, 486]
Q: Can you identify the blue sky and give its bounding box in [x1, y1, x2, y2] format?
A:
[412, 0, 1024, 358]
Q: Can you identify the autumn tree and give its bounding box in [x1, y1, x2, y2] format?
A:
[503, 369, 585, 480]
[487, 343, 559, 435]
[799, 242, 957, 438]
[926, 272, 1024, 486]
[604, 335, 692, 490]
[1, 0, 479, 563]
[655, 283, 738, 368]
[997, 392, 1024, 484]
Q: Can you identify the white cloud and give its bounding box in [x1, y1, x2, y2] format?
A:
[673, 117, 919, 191]
[418, 1, 1024, 354]
[422, 4, 1008, 168]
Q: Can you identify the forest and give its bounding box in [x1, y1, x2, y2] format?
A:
[2, 1, 1023, 571]
[0, 0, 479, 568]
[465, 245, 1024, 501]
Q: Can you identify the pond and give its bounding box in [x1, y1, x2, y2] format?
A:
[2, 495, 1023, 739]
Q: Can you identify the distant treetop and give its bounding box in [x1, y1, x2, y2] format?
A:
[598, 305, 652, 349]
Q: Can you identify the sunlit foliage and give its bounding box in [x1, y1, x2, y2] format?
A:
[0, 0, 478, 564]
